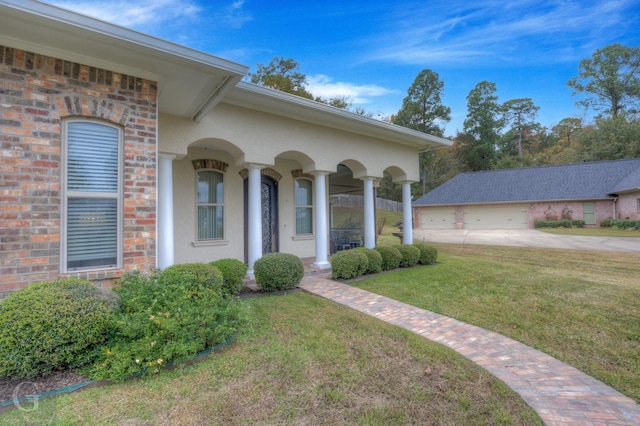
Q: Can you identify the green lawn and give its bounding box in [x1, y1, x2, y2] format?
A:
[351, 244, 640, 403]
[538, 227, 640, 237]
[1, 292, 540, 425]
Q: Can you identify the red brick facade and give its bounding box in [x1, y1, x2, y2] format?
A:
[0, 46, 157, 297]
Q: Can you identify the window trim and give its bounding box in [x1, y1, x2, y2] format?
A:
[195, 169, 226, 241]
[61, 119, 123, 273]
[294, 178, 314, 236]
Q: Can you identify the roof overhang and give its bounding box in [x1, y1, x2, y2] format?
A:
[224, 81, 453, 151]
[0, 0, 248, 120]
[413, 197, 616, 207]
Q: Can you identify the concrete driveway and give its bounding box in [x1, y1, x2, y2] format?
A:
[412, 229, 640, 253]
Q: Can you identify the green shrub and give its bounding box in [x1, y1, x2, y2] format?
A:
[393, 244, 420, 267]
[331, 250, 368, 280]
[88, 269, 243, 381]
[352, 247, 383, 274]
[413, 243, 438, 265]
[210, 258, 247, 296]
[572, 220, 585, 228]
[559, 219, 572, 228]
[374, 246, 402, 271]
[254, 253, 304, 292]
[547, 221, 558, 228]
[534, 220, 547, 228]
[0, 279, 116, 379]
[159, 263, 223, 296]
[600, 219, 612, 227]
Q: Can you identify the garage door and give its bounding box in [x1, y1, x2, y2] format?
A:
[464, 206, 528, 229]
[418, 208, 456, 229]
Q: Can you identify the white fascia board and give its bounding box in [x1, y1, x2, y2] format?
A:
[224, 81, 452, 150]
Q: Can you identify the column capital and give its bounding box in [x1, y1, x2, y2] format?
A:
[244, 163, 268, 170]
[158, 153, 177, 161]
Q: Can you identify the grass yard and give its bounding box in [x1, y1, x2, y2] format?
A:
[1, 292, 541, 425]
[351, 244, 640, 403]
[539, 227, 640, 237]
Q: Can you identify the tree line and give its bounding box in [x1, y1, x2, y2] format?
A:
[248, 44, 640, 200]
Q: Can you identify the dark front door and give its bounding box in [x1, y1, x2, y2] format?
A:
[244, 175, 279, 262]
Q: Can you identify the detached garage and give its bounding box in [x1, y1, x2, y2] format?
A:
[413, 160, 640, 230]
[463, 206, 528, 229]
[418, 208, 456, 229]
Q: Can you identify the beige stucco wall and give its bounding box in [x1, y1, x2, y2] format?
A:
[172, 148, 321, 264]
[159, 102, 420, 181]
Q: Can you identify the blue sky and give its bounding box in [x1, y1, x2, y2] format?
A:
[48, 0, 640, 137]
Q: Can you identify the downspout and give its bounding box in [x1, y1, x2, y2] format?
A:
[613, 197, 618, 220]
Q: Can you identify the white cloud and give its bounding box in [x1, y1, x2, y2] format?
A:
[366, 0, 637, 66]
[48, 0, 202, 27]
[305, 74, 396, 104]
[47, 0, 252, 31]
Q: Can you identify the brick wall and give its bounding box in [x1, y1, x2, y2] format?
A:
[617, 193, 640, 220]
[0, 45, 157, 296]
[528, 200, 614, 227]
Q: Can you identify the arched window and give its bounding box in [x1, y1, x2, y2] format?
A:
[62, 120, 122, 271]
[294, 179, 313, 235]
[197, 170, 224, 240]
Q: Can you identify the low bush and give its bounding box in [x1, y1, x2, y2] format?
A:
[0, 279, 117, 379]
[393, 244, 420, 267]
[88, 269, 243, 381]
[600, 219, 612, 228]
[374, 246, 402, 271]
[571, 220, 585, 228]
[210, 258, 247, 296]
[534, 220, 547, 228]
[413, 243, 438, 265]
[559, 219, 572, 228]
[610, 219, 640, 230]
[159, 263, 223, 296]
[352, 247, 383, 274]
[254, 253, 304, 292]
[331, 250, 368, 280]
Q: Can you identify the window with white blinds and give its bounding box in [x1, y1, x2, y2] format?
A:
[64, 121, 121, 271]
[197, 171, 224, 240]
[295, 179, 313, 235]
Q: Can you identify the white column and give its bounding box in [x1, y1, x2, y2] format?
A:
[363, 177, 376, 248]
[247, 165, 264, 277]
[402, 182, 413, 245]
[157, 154, 175, 269]
[312, 172, 330, 270]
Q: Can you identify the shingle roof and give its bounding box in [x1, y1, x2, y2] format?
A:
[413, 158, 640, 206]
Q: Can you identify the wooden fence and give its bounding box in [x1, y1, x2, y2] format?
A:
[331, 195, 402, 212]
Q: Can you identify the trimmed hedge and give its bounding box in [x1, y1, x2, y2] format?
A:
[254, 253, 304, 292]
[210, 258, 247, 296]
[331, 250, 368, 280]
[413, 243, 438, 265]
[0, 279, 117, 379]
[601, 219, 640, 230]
[393, 244, 420, 267]
[352, 247, 383, 274]
[374, 246, 402, 271]
[159, 262, 224, 296]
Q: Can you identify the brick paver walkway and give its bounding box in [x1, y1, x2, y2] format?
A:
[300, 274, 640, 426]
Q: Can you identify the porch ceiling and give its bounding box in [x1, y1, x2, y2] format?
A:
[0, 0, 248, 121]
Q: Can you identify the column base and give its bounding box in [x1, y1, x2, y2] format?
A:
[311, 261, 331, 270]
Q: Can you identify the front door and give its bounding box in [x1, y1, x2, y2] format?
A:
[244, 175, 279, 262]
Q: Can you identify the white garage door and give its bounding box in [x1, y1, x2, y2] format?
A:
[464, 206, 528, 229]
[418, 208, 456, 229]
